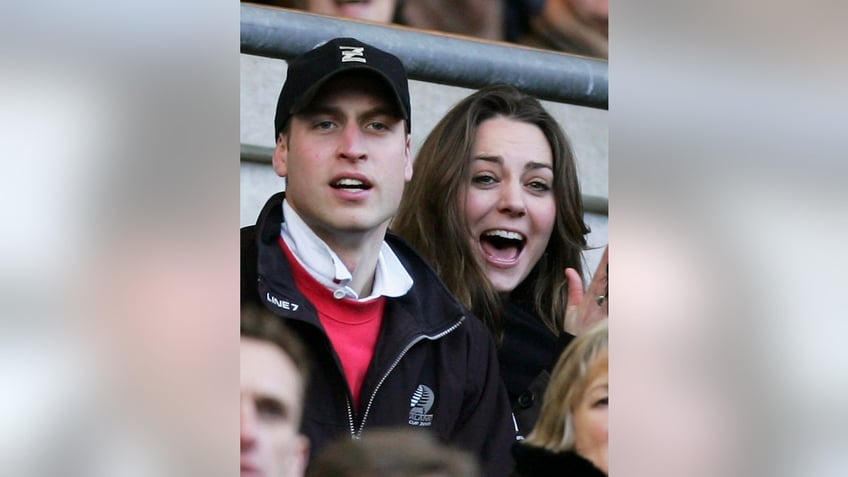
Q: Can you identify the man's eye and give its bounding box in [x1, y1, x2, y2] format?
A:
[256, 398, 286, 419]
[368, 121, 389, 131]
[314, 120, 335, 130]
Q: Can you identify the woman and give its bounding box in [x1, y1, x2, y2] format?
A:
[511, 319, 608, 476]
[393, 84, 607, 434]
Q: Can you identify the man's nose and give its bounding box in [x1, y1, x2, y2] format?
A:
[338, 123, 367, 161]
[240, 400, 257, 450]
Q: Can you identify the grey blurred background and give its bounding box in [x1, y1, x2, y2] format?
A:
[3, 1, 848, 476]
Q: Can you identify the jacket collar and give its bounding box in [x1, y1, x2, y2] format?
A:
[254, 192, 468, 336]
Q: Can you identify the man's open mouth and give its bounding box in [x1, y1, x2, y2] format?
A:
[480, 229, 526, 262]
[331, 177, 372, 191]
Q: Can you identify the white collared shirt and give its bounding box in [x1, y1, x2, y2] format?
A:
[280, 199, 413, 301]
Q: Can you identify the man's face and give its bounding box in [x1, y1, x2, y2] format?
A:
[273, 73, 412, 249]
[240, 337, 308, 477]
[303, 0, 398, 23]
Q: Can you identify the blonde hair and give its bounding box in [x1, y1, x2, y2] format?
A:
[524, 319, 608, 451]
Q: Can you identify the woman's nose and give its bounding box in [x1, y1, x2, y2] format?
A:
[497, 180, 527, 217]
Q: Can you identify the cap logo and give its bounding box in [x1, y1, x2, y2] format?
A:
[339, 46, 366, 63]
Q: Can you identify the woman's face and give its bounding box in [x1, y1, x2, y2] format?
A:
[573, 357, 609, 473]
[460, 116, 557, 293]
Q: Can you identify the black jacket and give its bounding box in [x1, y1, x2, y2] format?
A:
[510, 442, 606, 477]
[500, 299, 574, 436]
[242, 193, 517, 477]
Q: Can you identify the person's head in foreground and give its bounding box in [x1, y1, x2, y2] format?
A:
[517, 318, 608, 475]
[393, 84, 588, 338]
[306, 428, 480, 477]
[241, 303, 311, 477]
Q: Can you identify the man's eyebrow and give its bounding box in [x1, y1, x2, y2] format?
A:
[362, 106, 403, 119]
[297, 104, 341, 117]
[255, 394, 290, 418]
[298, 104, 402, 121]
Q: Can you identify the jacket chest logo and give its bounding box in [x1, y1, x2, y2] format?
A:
[265, 292, 300, 312]
[408, 384, 435, 426]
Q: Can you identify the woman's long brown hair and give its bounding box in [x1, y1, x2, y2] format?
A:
[393, 85, 589, 341]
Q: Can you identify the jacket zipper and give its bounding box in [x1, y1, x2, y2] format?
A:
[352, 316, 465, 438]
[346, 400, 357, 439]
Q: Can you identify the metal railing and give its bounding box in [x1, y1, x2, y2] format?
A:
[241, 4, 608, 109]
[240, 4, 608, 215]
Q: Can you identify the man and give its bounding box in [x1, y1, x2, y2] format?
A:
[241, 37, 516, 476]
[297, 0, 397, 23]
[509, 0, 608, 58]
[250, 0, 500, 40]
[241, 304, 310, 477]
[250, 0, 398, 23]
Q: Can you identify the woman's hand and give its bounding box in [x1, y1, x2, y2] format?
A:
[563, 246, 608, 335]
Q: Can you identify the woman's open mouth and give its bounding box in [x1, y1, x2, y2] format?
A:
[479, 229, 526, 265]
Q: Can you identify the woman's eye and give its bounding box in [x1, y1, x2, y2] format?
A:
[527, 180, 551, 192]
[472, 174, 497, 186]
[594, 397, 609, 407]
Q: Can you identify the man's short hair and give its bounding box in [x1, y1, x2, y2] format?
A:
[306, 427, 480, 477]
[241, 302, 310, 381]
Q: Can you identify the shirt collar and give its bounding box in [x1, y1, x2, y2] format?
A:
[280, 199, 413, 301]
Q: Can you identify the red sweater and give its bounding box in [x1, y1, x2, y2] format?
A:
[280, 237, 385, 408]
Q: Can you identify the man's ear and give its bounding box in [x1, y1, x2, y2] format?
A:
[403, 134, 413, 182]
[272, 133, 288, 178]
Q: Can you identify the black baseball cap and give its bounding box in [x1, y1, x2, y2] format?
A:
[274, 37, 411, 140]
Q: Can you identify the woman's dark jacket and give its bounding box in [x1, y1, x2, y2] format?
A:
[510, 442, 606, 477]
[499, 298, 574, 436]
